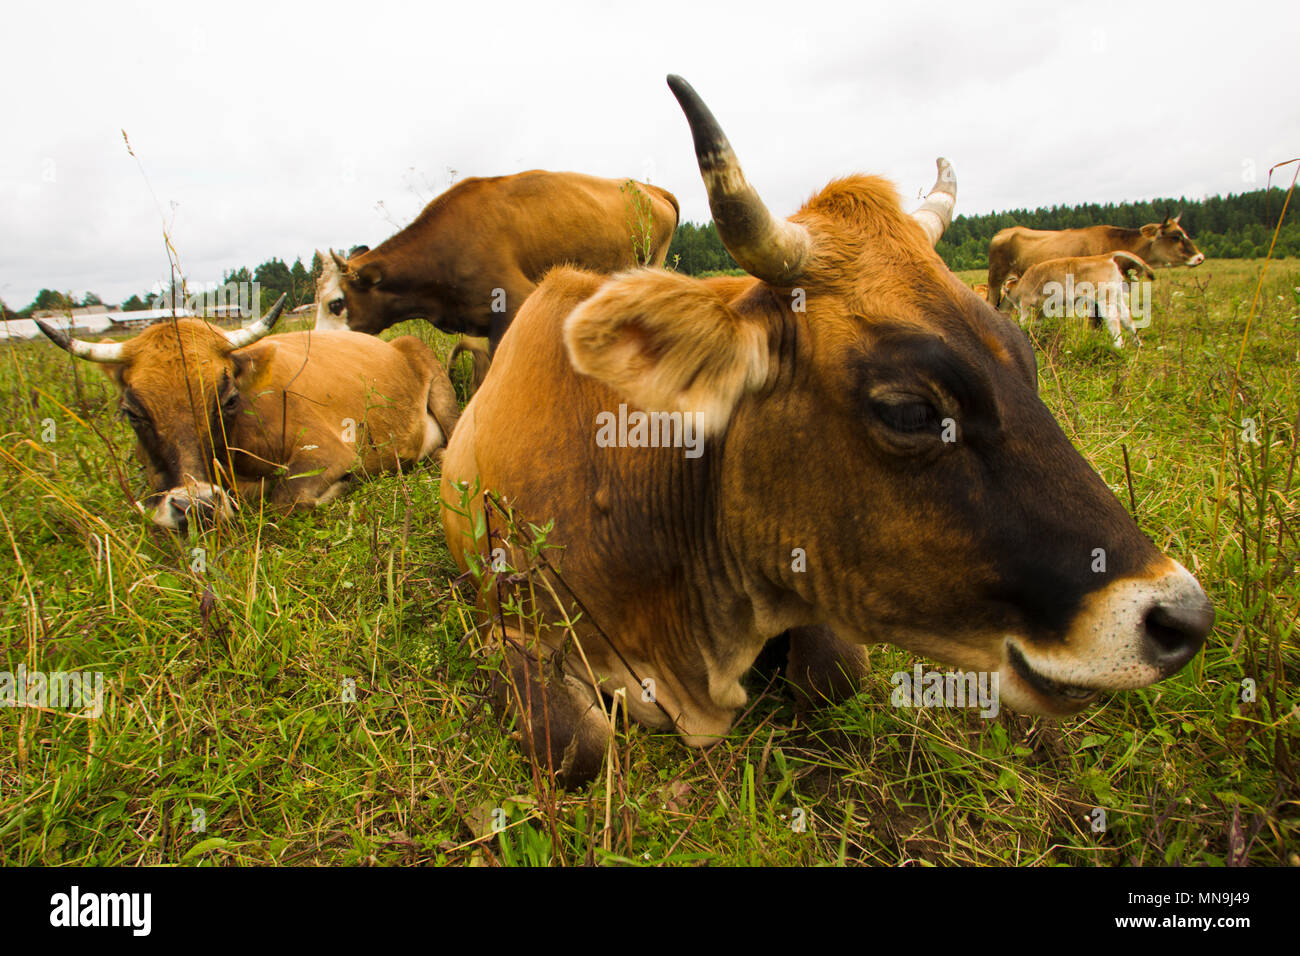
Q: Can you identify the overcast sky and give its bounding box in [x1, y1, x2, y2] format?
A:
[2, 0, 1296, 307]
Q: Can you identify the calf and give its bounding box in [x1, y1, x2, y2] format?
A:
[1001, 251, 1156, 347]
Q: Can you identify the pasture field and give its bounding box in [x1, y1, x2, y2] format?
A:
[0, 258, 1296, 867]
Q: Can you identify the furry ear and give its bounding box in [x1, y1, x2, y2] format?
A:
[231, 341, 278, 394]
[564, 270, 770, 437]
[1140, 223, 1160, 238]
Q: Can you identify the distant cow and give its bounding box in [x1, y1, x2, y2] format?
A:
[1001, 251, 1156, 347]
[987, 215, 1203, 308]
[439, 76, 1214, 785]
[315, 170, 680, 353]
[38, 297, 459, 533]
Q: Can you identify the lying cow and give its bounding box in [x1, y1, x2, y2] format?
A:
[38, 296, 459, 533]
[1000, 251, 1156, 347]
[439, 76, 1214, 785]
[987, 214, 1203, 308]
[315, 170, 680, 354]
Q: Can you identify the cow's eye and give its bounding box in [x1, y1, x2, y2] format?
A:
[329, 299, 345, 315]
[873, 398, 941, 434]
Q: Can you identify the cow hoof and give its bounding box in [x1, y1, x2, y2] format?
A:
[783, 625, 869, 712]
[496, 641, 610, 787]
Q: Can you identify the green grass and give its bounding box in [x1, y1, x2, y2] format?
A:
[1, 260, 1296, 866]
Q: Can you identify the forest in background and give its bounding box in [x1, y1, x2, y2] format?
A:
[5, 186, 1295, 318]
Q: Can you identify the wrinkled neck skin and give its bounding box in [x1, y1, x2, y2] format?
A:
[712, 310, 822, 642]
[592, 307, 822, 736]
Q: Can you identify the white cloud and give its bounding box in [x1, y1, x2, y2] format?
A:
[2, 0, 1297, 306]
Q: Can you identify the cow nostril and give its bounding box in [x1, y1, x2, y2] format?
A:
[1143, 601, 1214, 668]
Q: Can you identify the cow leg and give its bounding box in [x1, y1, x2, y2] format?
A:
[495, 631, 610, 787]
[784, 624, 869, 711]
[265, 438, 358, 512]
[1102, 303, 1124, 348]
[1117, 294, 1141, 347]
[986, 244, 1012, 308]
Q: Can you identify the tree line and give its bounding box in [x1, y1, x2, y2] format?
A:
[3, 254, 326, 321]
[4, 187, 1294, 319]
[665, 186, 1298, 275]
[936, 186, 1298, 271]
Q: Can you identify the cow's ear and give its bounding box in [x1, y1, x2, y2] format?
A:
[353, 263, 382, 289]
[231, 341, 278, 393]
[1140, 223, 1160, 238]
[564, 270, 770, 437]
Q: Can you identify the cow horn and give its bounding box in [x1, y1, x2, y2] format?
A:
[667, 74, 810, 286]
[224, 294, 286, 351]
[911, 157, 957, 247]
[35, 320, 126, 363]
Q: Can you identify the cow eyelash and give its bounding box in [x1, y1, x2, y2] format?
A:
[873, 398, 942, 434]
[122, 405, 150, 431]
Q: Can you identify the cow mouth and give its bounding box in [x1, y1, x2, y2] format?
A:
[1006, 644, 1102, 710]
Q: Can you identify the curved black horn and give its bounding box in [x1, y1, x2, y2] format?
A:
[667, 74, 811, 286]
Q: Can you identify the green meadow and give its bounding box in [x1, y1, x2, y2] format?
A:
[1, 257, 1296, 866]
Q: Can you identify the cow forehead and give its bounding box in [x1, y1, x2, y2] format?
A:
[799, 270, 1029, 378]
[118, 321, 234, 392]
[317, 258, 345, 301]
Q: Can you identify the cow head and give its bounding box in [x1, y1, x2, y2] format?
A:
[37, 296, 287, 533]
[1140, 214, 1205, 267]
[999, 273, 1021, 309]
[313, 246, 390, 333]
[562, 76, 1212, 717]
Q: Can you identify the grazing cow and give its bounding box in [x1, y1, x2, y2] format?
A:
[439, 76, 1214, 785]
[314, 170, 680, 353]
[1001, 251, 1156, 347]
[986, 216, 1203, 308]
[38, 297, 459, 533]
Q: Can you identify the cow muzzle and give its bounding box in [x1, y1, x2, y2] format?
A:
[148, 482, 237, 534]
[1188, 253, 1205, 266]
[999, 558, 1213, 715]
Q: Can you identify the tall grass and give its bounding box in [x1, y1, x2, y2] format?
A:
[0, 262, 1295, 866]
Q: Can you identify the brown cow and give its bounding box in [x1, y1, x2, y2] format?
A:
[440, 76, 1213, 785]
[39, 297, 459, 533]
[987, 215, 1203, 308]
[1001, 251, 1157, 347]
[314, 170, 680, 353]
